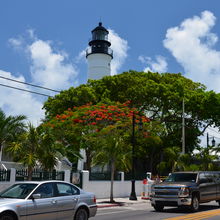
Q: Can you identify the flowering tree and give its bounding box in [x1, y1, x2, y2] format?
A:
[47, 101, 150, 168]
[47, 101, 153, 201]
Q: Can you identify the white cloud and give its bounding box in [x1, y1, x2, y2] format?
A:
[0, 70, 44, 125]
[28, 39, 78, 90]
[139, 55, 168, 73]
[75, 49, 87, 63]
[8, 38, 23, 49]
[163, 10, 220, 92]
[3, 30, 79, 125]
[108, 29, 129, 75]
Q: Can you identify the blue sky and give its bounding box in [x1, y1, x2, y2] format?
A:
[1, 0, 220, 136]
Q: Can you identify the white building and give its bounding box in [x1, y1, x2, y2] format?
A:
[86, 22, 113, 80]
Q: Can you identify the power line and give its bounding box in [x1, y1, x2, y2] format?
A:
[0, 75, 61, 93]
[0, 83, 52, 97]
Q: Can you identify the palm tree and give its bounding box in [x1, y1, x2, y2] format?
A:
[92, 123, 131, 203]
[0, 109, 26, 163]
[158, 146, 188, 173]
[7, 123, 62, 180]
[194, 146, 218, 171]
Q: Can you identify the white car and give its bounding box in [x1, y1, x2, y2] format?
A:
[0, 180, 97, 220]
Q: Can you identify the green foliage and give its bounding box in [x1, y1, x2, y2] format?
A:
[43, 71, 220, 173]
[44, 71, 220, 154]
[6, 123, 66, 180]
[0, 109, 26, 147]
[193, 146, 219, 171]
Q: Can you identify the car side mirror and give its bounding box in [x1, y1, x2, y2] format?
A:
[32, 193, 41, 199]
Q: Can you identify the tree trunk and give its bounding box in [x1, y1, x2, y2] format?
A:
[110, 159, 115, 203]
[85, 149, 92, 172]
[28, 166, 33, 181]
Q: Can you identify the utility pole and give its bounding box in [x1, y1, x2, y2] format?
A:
[182, 99, 185, 154]
[207, 133, 209, 147]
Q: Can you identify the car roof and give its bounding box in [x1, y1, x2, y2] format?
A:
[172, 171, 199, 173]
[15, 180, 71, 185]
[173, 171, 220, 174]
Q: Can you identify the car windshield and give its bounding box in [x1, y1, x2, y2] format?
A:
[0, 183, 38, 199]
[164, 173, 197, 182]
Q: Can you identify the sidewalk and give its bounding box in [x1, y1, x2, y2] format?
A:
[97, 196, 150, 208]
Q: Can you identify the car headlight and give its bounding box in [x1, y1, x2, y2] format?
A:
[179, 187, 189, 197]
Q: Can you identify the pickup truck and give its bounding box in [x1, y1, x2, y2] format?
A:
[150, 171, 220, 212]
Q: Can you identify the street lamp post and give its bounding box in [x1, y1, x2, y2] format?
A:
[129, 112, 143, 201]
[129, 113, 137, 200]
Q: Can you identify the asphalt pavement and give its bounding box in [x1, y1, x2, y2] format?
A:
[96, 198, 220, 220]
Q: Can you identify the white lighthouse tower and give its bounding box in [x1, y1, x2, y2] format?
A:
[86, 22, 113, 80]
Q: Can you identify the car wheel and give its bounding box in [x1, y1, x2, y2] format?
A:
[190, 195, 199, 212]
[153, 204, 164, 212]
[74, 208, 88, 220]
[0, 214, 15, 220]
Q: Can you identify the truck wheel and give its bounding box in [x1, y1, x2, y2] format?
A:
[153, 204, 164, 212]
[190, 195, 199, 212]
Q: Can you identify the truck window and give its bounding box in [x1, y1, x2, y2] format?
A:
[205, 173, 214, 183]
[164, 173, 197, 182]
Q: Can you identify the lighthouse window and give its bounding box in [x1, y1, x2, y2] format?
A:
[93, 30, 107, 40]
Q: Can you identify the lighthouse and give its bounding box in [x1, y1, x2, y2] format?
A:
[86, 22, 113, 80]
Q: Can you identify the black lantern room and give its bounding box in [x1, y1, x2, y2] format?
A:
[86, 22, 113, 58]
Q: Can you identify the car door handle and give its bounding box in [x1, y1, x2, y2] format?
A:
[72, 198, 78, 201]
[51, 200, 57, 204]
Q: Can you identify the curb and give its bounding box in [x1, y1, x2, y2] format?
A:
[141, 197, 149, 200]
[97, 203, 122, 208]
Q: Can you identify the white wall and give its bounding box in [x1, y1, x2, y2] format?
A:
[81, 170, 153, 199]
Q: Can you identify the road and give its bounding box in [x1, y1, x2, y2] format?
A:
[94, 201, 220, 220]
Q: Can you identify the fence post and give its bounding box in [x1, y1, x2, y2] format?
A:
[64, 170, 71, 182]
[119, 171, 124, 181]
[10, 168, 16, 184]
[81, 170, 89, 190]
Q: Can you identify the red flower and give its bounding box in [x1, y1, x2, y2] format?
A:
[73, 119, 80, 123]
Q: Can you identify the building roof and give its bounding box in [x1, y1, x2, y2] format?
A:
[92, 22, 109, 33]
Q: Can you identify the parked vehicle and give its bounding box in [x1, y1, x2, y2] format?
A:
[150, 171, 220, 212]
[0, 180, 97, 220]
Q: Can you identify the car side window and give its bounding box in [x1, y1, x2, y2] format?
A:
[56, 183, 79, 196]
[33, 183, 54, 198]
[205, 173, 214, 183]
[199, 173, 208, 184]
